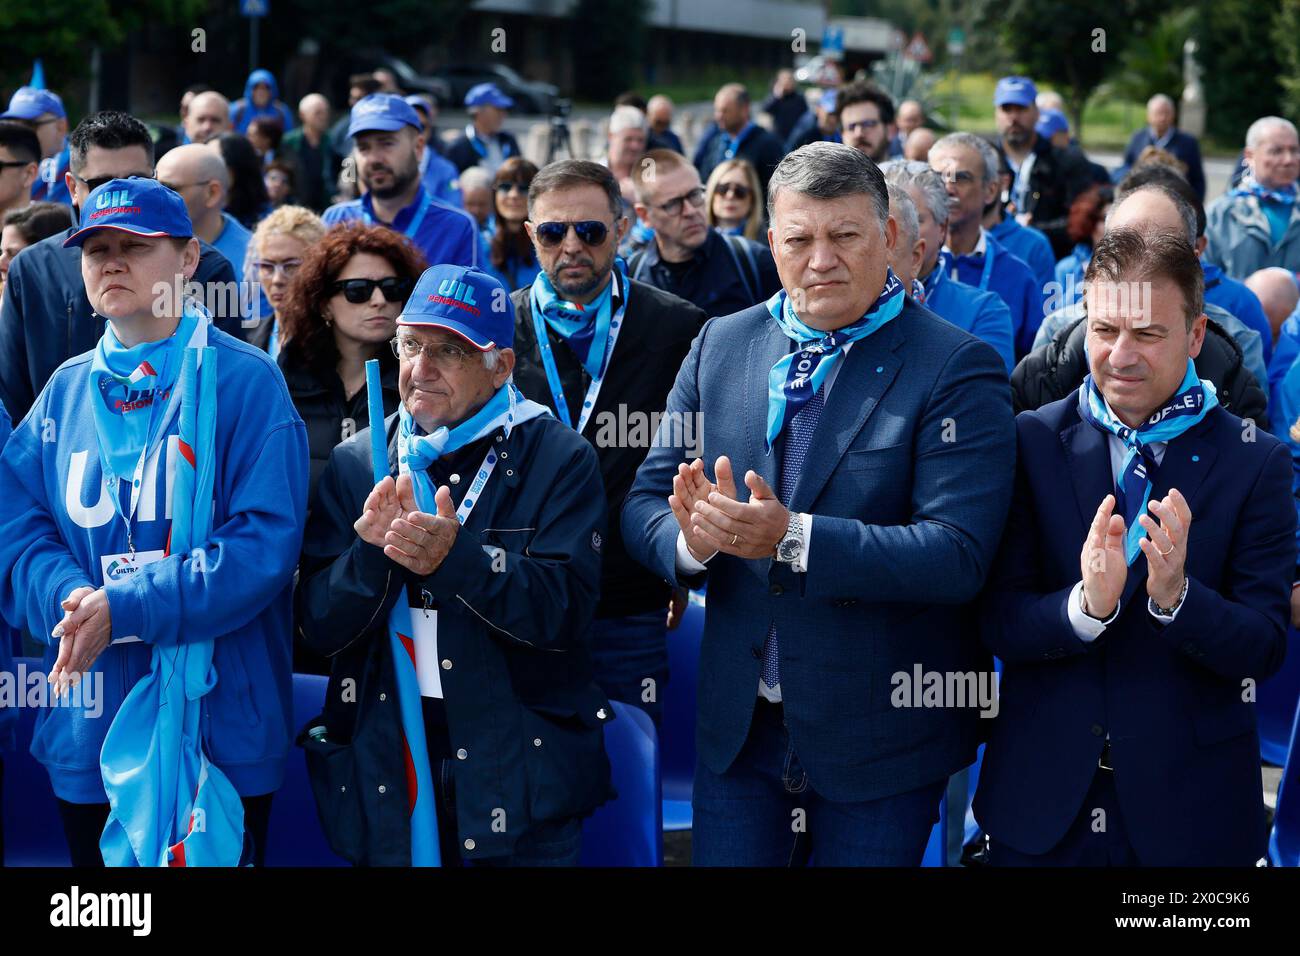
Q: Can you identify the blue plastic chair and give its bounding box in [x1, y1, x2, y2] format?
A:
[580, 700, 662, 866]
[264, 672, 347, 866]
[662, 591, 704, 831]
[1259, 626, 1300, 766]
[1269, 694, 1300, 866]
[2, 657, 70, 865]
[921, 794, 949, 866]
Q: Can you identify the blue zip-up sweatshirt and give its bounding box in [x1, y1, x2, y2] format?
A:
[323, 188, 484, 270]
[0, 323, 309, 802]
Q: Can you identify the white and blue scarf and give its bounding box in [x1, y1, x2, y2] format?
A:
[1077, 360, 1217, 564]
[763, 270, 905, 452]
[528, 261, 627, 381]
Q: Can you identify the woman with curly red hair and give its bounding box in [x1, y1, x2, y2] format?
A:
[277, 223, 426, 503]
[1054, 184, 1114, 307]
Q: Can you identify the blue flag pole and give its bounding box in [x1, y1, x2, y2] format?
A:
[365, 358, 387, 484]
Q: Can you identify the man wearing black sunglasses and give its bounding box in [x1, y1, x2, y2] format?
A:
[0, 87, 71, 205]
[510, 160, 707, 727]
[0, 111, 244, 421]
[0, 122, 40, 222]
[628, 149, 781, 318]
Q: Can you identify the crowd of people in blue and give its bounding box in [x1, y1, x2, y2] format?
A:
[0, 56, 1297, 868]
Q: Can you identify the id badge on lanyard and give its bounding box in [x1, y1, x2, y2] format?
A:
[532, 283, 629, 434]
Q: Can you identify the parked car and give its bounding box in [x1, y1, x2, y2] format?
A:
[431, 63, 559, 115]
[327, 50, 452, 107]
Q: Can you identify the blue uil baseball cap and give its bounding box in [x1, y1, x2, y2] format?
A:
[465, 83, 514, 111]
[398, 265, 515, 351]
[348, 93, 423, 139]
[994, 76, 1038, 108]
[1035, 108, 1069, 139]
[1, 86, 66, 121]
[64, 177, 194, 248]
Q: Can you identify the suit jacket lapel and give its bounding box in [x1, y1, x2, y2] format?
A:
[743, 317, 786, 494]
[789, 319, 903, 513]
[1060, 410, 1115, 538]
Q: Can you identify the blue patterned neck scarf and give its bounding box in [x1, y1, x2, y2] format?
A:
[89, 303, 205, 484]
[1232, 178, 1297, 206]
[528, 261, 626, 379]
[398, 383, 550, 512]
[763, 270, 905, 453]
[1077, 360, 1218, 564]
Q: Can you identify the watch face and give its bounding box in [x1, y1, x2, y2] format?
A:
[778, 538, 800, 561]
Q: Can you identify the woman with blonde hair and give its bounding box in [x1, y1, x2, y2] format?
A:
[246, 205, 327, 353]
[705, 157, 763, 240]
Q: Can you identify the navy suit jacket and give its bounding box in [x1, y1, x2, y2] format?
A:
[1123, 127, 1206, 200]
[622, 297, 1017, 802]
[975, 396, 1295, 865]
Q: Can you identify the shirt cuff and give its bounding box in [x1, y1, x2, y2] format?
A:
[675, 530, 715, 574]
[1067, 580, 1119, 642]
[1148, 577, 1189, 625]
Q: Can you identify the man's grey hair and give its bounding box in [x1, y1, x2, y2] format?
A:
[458, 166, 492, 193]
[766, 141, 889, 227]
[930, 131, 1000, 184]
[886, 183, 919, 248]
[608, 105, 647, 135]
[1106, 183, 1197, 244]
[482, 347, 504, 371]
[1147, 93, 1176, 112]
[880, 159, 949, 226]
[1246, 116, 1299, 150]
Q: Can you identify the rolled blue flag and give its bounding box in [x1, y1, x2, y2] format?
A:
[366, 358, 387, 485]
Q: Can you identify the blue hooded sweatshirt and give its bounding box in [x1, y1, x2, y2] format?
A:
[231, 69, 295, 136]
[0, 320, 308, 802]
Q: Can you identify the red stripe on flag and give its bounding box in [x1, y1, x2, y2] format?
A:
[168, 840, 187, 867]
[396, 632, 420, 811]
[178, 440, 196, 468]
[139, 360, 157, 376]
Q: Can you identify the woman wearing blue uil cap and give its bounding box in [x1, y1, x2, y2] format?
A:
[0, 176, 309, 865]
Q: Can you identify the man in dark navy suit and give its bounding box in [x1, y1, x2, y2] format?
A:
[976, 227, 1295, 866]
[1122, 94, 1206, 201]
[623, 142, 1016, 866]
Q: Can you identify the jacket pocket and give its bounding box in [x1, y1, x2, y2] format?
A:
[519, 702, 611, 824]
[298, 718, 365, 864]
[1193, 700, 1256, 747]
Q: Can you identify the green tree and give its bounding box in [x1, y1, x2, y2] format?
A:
[1275, 0, 1300, 120]
[1105, 8, 1195, 107]
[0, 0, 207, 102]
[569, 0, 648, 101]
[1192, 0, 1283, 145]
[977, 0, 1172, 136]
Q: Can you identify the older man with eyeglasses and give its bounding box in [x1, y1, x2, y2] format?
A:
[508, 159, 707, 727]
[298, 263, 613, 865]
[626, 149, 782, 318]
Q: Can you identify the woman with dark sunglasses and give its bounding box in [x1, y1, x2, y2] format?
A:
[705, 157, 764, 240]
[486, 157, 541, 292]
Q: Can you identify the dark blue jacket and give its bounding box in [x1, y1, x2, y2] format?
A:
[296, 411, 613, 863]
[622, 298, 1017, 802]
[0, 227, 243, 421]
[976, 398, 1294, 864]
[1123, 127, 1206, 200]
[693, 123, 785, 199]
[626, 227, 781, 319]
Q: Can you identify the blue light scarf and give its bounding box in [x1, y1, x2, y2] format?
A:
[764, 270, 905, 452]
[1231, 178, 1297, 206]
[528, 261, 627, 380]
[89, 304, 203, 486]
[100, 345, 247, 866]
[1077, 360, 1217, 564]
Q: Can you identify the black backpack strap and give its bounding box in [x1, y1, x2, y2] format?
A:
[722, 234, 761, 303]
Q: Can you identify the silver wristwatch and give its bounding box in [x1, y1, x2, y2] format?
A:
[775, 512, 804, 564]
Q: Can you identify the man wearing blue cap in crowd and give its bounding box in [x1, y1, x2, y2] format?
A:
[0, 111, 245, 423]
[0, 176, 308, 865]
[2, 86, 71, 205]
[297, 263, 613, 865]
[993, 75, 1091, 260]
[447, 84, 521, 176]
[324, 94, 482, 270]
[784, 88, 840, 153]
[405, 94, 461, 207]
